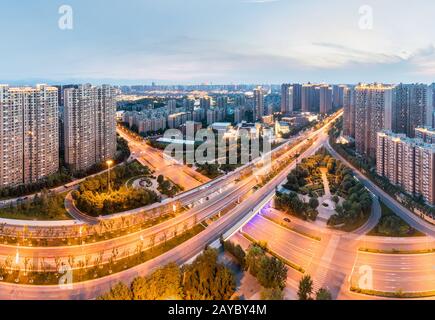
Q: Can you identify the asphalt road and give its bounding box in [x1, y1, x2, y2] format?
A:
[0, 112, 342, 299]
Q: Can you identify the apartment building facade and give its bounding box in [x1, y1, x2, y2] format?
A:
[64, 84, 117, 172]
[377, 130, 435, 205]
[0, 85, 59, 187]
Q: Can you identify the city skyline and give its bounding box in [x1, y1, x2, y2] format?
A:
[3, 0, 435, 85]
[0, 1, 434, 304]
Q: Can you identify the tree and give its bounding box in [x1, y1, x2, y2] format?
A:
[131, 263, 183, 300]
[245, 245, 266, 277]
[297, 275, 313, 300]
[316, 288, 332, 300]
[157, 175, 164, 184]
[98, 282, 132, 300]
[309, 197, 319, 210]
[183, 248, 236, 300]
[257, 257, 288, 290]
[223, 240, 246, 269]
[261, 287, 285, 300]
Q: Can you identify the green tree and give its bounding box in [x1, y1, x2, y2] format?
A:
[245, 245, 266, 277]
[183, 248, 236, 300]
[257, 256, 288, 289]
[131, 263, 183, 300]
[316, 288, 332, 300]
[297, 275, 313, 300]
[260, 287, 285, 300]
[98, 282, 132, 300]
[309, 197, 319, 209]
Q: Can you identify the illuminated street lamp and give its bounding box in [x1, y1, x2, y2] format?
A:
[106, 160, 114, 193]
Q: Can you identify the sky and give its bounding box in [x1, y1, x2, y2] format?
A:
[1, 0, 435, 85]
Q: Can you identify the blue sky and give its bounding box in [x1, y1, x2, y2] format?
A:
[1, 0, 435, 85]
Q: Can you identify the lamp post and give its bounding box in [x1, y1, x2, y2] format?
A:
[107, 160, 114, 193]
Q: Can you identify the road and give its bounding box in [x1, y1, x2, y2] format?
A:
[231, 135, 435, 299]
[117, 127, 210, 191]
[326, 139, 435, 237]
[0, 111, 343, 299]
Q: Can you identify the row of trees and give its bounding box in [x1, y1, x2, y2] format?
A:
[0, 168, 72, 199]
[0, 136, 131, 200]
[0, 189, 67, 220]
[99, 248, 236, 300]
[297, 275, 332, 300]
[221, 239, 246, 269]
[246, 243, 288, 299]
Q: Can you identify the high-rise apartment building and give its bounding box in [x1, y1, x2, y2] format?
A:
[234, 107, 244, 124]
[0, 84, 59, 187]
[343, 86, 356, 137]
[64, 84, 117, 172]
[280, 84, 293, 115]
[235, 95, 246, 107]
[216, 96, 228, 110]
[377, 130, 435, 205]
[302, 84, 320, 113]
[167, 112, 192, 129]
[354, 84, 395, 160]
[319, 85, 333, 114]
[392, 84, 433, 137]
[415, 126, 435, 144]
[332, 85, 346, 109]
[292, 83, 302, 111]
[254, 87, 264, 121]
[200, 97, 211, 111]
[167, 99, 177, 114]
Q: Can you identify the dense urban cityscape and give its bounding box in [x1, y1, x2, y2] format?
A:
[0, 80, 433, 303]
[0, 1, 434, 311]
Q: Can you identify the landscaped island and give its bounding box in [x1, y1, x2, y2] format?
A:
[72, 161, 160, 216]
[275, 148, 373, 231]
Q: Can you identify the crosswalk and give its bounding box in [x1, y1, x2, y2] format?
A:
[311, 235, 341, 294]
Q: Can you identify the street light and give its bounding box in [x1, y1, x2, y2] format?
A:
[107, 160, 114, 193]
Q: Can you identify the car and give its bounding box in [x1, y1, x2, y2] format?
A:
[283, 218, 291, 223]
